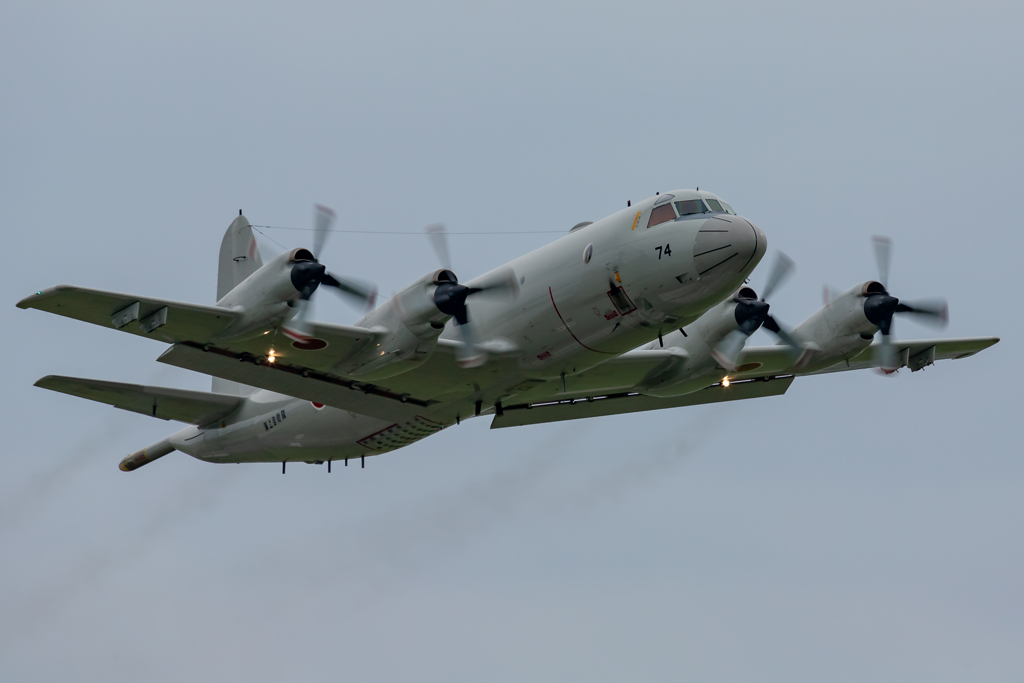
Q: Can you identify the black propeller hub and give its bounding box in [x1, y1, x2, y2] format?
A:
[863, 293, 900, 327]
[434, 282, 480, 326]
[291, 260, 327, 299]
[734, 298, 770, 336]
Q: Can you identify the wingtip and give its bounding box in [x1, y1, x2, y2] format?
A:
[16, 285, 67, 309]
[33, 375, 58, 389]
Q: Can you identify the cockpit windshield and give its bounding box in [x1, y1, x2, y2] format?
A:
[648, 195, 737, 228]
[646, 203, 677, 228]
[674, 199, 707, 216]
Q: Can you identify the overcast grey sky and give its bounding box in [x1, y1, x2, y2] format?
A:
[2, 1, 1021, 681]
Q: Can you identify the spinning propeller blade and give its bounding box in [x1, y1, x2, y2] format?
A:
[712, 250, 806, 368]
[760, 252, 795, 302]
[872, 235, 892, 290]
[712, 251, 802, 370]
[863, 237, 948, 372]
[312, 204, 334, 261]
[712, 252, 801, 370]
[425, 223, 518, 367]
[283, 205, 378, 340]
[425, 223, 453, 271]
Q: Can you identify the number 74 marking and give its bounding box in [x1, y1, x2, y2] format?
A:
[655, 244, 672, 259]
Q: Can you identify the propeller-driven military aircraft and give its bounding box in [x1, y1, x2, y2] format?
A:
[18, 190, 998, 472]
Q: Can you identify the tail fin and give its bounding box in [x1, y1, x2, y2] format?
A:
[217, 212, 264, 302]
[215, 212, 264, 395]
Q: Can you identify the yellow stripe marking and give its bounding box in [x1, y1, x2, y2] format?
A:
[630, 210, 641, 230]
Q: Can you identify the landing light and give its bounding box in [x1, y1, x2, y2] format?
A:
[268, 351, 276, 364]
[722, 377, 730, 387]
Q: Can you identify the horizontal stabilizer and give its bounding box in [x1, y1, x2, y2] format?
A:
[35, 375, 244, 425]
[491, 376, 793, 428]
[17, 286, 239, 343]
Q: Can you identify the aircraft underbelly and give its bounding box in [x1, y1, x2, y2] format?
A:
[189, 400, 405, 463]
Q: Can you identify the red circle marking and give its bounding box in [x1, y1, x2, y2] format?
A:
[292, 338, 328, 351]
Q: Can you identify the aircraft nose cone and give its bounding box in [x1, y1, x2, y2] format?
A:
[692, 215, 766, 282]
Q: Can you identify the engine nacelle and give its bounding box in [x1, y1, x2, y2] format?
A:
[340, 270, 457, 380]
[213, 248, 315, 339]
[637, 288, 759, 397]
[786, 281, 883, 368]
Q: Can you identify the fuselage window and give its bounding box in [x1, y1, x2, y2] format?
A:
[705, 198, 725, 212]
[646, 203, 677, 228]
[674, 199, 707, 216]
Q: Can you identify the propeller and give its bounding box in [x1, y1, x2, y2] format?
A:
[823, 284, 841, 307]
[866, 236, 948, 372]
[283, 205, 377, 343]
[425, 223, 519, 367]
[712, 252, 803, 370]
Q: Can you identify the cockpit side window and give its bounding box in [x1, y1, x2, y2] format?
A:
[646, 203, 677, 228]
[705, 198, 725, 212]
[720, 201, 736, 215]
[674, 199, 707, 216]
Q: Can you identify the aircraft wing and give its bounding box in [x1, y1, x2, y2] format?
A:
[732, 336, 1000, 379]
[17, 286, 240, 343]
[18, 285, 387, 375]
[491, 376, 794, 428]
[497, 349, 684, 405]
[35, 375, 244, 425]
[156, 342, 425, 422]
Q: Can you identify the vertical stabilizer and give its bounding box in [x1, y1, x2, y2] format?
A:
[217, 213, 264, 301]
[215, 213, 263, 395]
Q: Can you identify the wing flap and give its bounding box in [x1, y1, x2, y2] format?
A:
[17, 286, 239, 343]
[35, 375, 244, 425]
[491, 376, 794, 428]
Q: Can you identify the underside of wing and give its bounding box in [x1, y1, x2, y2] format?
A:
[156, 343, 424, 422]
[799, 336, 1000, 376]
[17, 286, 239, 343]
[203, 320, 383, 374]
[725, 336, 999, 378]
[496, 349, 685, 406]
[35, 375, 244, 425]
[491, 376, 794, 428]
